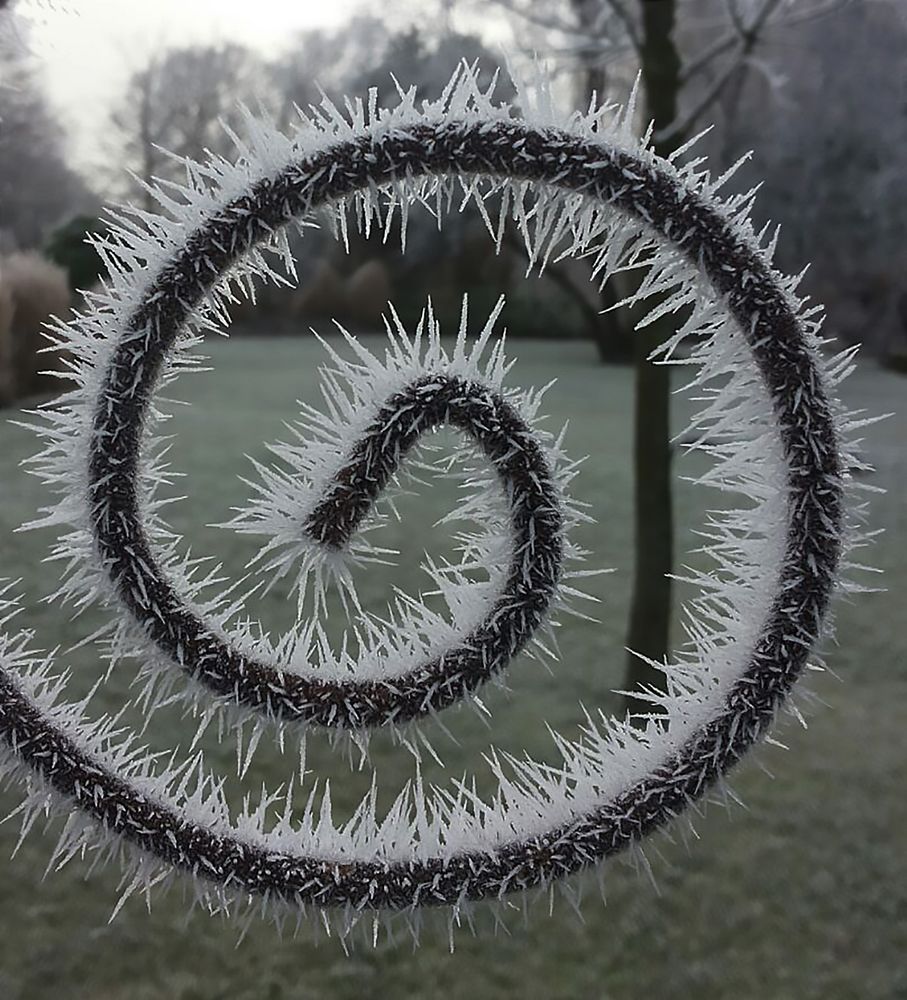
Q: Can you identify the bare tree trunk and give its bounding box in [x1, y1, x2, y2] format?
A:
[569, 0, 635, 364]
[584, 65, 632, 364]
[138, 69, 156, 214]
[623, 0, 682, 716]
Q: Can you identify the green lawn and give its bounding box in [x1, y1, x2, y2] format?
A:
[0, 334, 904, 1000]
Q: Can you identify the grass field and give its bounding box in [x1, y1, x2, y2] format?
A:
[0, 334, 904, 1000]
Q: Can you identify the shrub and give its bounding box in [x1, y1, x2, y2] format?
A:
[293, 258, 346, 320]
[346, 259, 393, 328]
[0, 252, 71, 403]
[882, 352, 907, 375]
[44, 215, 109, 293]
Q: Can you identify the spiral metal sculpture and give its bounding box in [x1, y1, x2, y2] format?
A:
[0, 67, 868, 941]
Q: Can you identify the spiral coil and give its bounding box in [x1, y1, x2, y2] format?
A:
[0, 67, 865, 939]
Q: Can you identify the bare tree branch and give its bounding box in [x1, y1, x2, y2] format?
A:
[658, 56, 743, 145]
[485, 0, 583, 38]
[683, 0, 847, 85]
[600, 0, 640, 50]
[659, 0, 784, 145]
[770, 0, 851, 30]
[543, 36, 636, 64]
[491, 0, 641, 64]
[680, 29, 741, 84]
[724, 0, 747, 38]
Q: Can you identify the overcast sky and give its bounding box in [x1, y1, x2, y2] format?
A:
[16, 0, 501, 171]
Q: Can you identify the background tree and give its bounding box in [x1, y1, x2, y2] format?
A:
[0, 13, 95, 250]
[483, 0, 848, 713]
[266, 14, 393, 128]
[267, 23, 524, 332]
[706, 0, 907, 358]
[44, 214, 108, 292]
[105, 43, 267, 209]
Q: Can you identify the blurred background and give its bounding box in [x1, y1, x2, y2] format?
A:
[0, 1, 905, 998]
